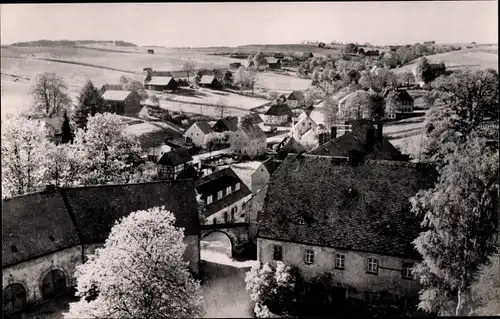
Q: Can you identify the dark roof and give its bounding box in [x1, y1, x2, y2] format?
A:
[2, 181, 199, 267]
[276, 136, 306, 161]
[165, 137, 192, 149]
[137, 129, 182, 150]
[394, 89, 414, 102]
[287, 90, 305, 101]
[158, 148, 193, 166]
[261, 157, 282, 175]
[239, 124, 267, 140]
[195, 121, 213, 134]
[195, 168, 252, 216]
[213, 116, 239, 132]
[265, 103, 293, 117]
[2, 191, 81, 267]
[249, 113, 263, 124]
[177, 165, 200, 180]
[309, 120, 404, 161]
[259, 154, 438, 259]
[101, 84, 124, 91]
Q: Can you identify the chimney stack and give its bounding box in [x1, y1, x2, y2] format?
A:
[318, 132, 328, 146]
[365, 127, 375, 152]
[377, 122, 384, 145]
[330, 126, 337, 140]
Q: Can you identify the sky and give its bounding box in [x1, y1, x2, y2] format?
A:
[1, 2, 498, 47]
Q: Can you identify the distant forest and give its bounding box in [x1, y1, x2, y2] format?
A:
[10, 40, 137, 47]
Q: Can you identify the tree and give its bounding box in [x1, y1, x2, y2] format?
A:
[31, 72, 72, 118]
[234, 66, 247, 93]
[414, 57, 435, 84]
[367, 93, 386, 121]
[1, 116, 51, 198]
[64, 206, 205, 318]
[197, 193, 207, 225]
[339, 90, 370, 120]
[401, 72, 415, 88]
[469, 253, 500, 315]
[120, 76, 148, 99]
[215, 98, 227, 119]
[321, 94, 340, 128]
[223, 71, 233, 87]
[73, 80, 106, 129]
[73, 113, 144, 185]
[60, 110, 74, 144]
[182, 60, 196, 82]
[344, 43, 358, 55]
[411, 137, 499, 316]
[44, 143, 81, 188]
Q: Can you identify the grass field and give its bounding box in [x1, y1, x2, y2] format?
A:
[256, 72, 311, 92]
[159, 100, 250, 118]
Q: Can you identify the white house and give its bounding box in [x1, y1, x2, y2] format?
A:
[230, 124, 267, 157]
[291, 111, 319, 140]
[263, 103, 293, 125]
[183, 121, 213, 147]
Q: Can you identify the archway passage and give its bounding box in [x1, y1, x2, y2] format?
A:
[41, 270, 67, 300]
[201, 231, 233, 256]
[3, 283, 27, 315]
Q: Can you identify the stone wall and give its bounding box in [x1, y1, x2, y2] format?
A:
[243, 185, 268, 244]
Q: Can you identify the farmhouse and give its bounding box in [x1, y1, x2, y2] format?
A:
[156, 148, 194, 180]
[199, 75, 222, 89]
[183, 121, 214, 148]
[99, 83, 124, 95]
[287, 90, 305, 108]
[265, 57, 281, 69]
[230, 124, 267, 157]
[195, 167, 252, 225]
[384, 89, 415, 119]
[145, 76, 178, 91]
[257, 154, 437, 307]
[2, 181, 200, 315]
[101, 90, 143, 116]
[263, 103, 293, 125]
[309, 119, 408, 161]
[291, 111, 319, 140]
[212, 116, 239, 133]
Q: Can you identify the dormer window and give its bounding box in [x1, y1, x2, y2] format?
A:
[226, 186, 232, 195]
[296, 216, 305, 225]
[206, 195, 213, 204]
[217, 190, 223, 200]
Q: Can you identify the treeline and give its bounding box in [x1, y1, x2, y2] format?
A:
[11, 40, 137, 47]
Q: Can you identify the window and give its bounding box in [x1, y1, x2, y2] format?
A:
[367, 258, 379, 274]
[206, 195, 213, 205]
[335, 254, 345, 270]
[235, 182, 240, 191]
[296, 216, 305, 225]
[304, 249, 314, 264]
[226, 186, 232, 195]
[217, 190, 223, 200]
[213, 218, 217, 224]
[402, 263, 414, 279]
[272, 245, 283, 261]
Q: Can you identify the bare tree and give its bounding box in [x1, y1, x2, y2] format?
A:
[215, 98, 228, 119]
[183, 60, 196, 82]
[401, 72, 415, 88]
[31, 72, 71, 117]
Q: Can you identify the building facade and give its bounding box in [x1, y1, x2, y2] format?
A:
[183, 121, 213, 148]
[230, 125, 267, 157]
[262, 103, 293, 125]
[101, 90, 143, 116]
[156, 148, 194, 180]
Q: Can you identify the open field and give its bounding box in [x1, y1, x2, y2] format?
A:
[159, 100, 250, 118]
[393, 47, 498, 75]
[256, 72, 311, 92]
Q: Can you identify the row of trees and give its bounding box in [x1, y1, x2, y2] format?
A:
[411, 69, 499, 316]
[1, 113, 148, 198]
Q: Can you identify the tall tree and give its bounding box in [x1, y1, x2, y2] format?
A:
[367, 93, 386, 122]
[469, 253, 500, 315]
[60, 110, 74, 144]
[64, 207, 205, 318]
[401, 72, 415, 88]
[44, 143, 81, 188]
[411, 136, 499, 316]
[182, 60, 196, 82]
[215, 98, 227, 119]
[73, 113, 143, 185]
[339, 90, 370, 121]
[73, 80, 106, 129]
[1, 115, 51, 198]
[31, 72, 71, 117]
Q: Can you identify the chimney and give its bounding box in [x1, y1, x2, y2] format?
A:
[318, 133, 327, 146]
[377, 122, 383, 145]
[330, 126, 337, 140]
[365, 127, 375, 152]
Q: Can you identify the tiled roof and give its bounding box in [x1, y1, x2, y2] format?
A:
[249, 113, 264, 124]
[2, 191, 81, 267]
[102, 90, 132, 101]
[195, 121, 213, 134]
[265, 103, 293, 117]
[101, 84, 124, 91]
[158, 148, 193, 166]
[240, 124, 267, 140]
[265, 57, 280, 64]
[259, 154, 438, 259]
[214, 116, 239, 132]
[2, 181, 200, 267]
[147, 76, 175, 86]
[276, 136, 306, 161]
[288, 90, 305, 101]
[389, 89, 414, 102]
[199, 75, 216, 84]
[195, 168, 252, 216]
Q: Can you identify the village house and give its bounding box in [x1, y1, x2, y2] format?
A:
[309, 119, 409, 161]
[156, 147, 194, 180]
[199, 75, 222, 90]
[147, 144, 173, 163]
[273, 52, 285, 59]
[287, 90, 305, 108]
[183, 121, 214, 148]
[195, 167, 252, 224]
[256, 154, 437, 309]
[248, 112, 265, 130]
[99, 83, 124, 95]
[2, 181, 200, 315]
[144, 76, 179, 91]
[230, 123, 267, 157]
[265, 57, 281, 70]
[263, 103, 293, 125]
[384, 89, 415, 119]
[212, 116, 239, 133]
[101, 90, 143, 116]
[165, 136, 195, 153]
[250, 157, 282, 195]
[291, 111, 319, 140]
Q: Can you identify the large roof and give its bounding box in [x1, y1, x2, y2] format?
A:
[276, 136, 306, 161]
[287, 90, 305, 101]
[2, 181, 199, 267]
[158, 148, 193, 166]
[259, 154, 437, 259]
[147, 76, 176, 86]
[195, 121, 213, 134]
[239, 124, 266, 140]
[102, 90, 133, 101]
[265, 103, 293, 117]
[199, 75, 216, 84]
[265, 57, 280, 64]
[214, 116, 239, 132]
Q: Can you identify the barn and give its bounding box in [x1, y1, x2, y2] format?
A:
[101, 90, 143, 116]
[145, 76, 179, 91]
[199, 75, 222, 89]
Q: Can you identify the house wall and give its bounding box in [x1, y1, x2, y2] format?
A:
[184, 125, 206, 147]
[251, 164, 270, 195]
[243, 185, 268, 244]
[263, 114, 288, 125]
[293, 117, 318, 140]
[257, 238, 420, 298]
[205, 196, 250, 225]
[2, 246, 83, 304]
[230, 132, 266, 158]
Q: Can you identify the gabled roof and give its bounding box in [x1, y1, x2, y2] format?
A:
[388, 89, 414, 102]
[177, 165, 200, 180]
[147, 76, 176, 86]
[259, 154, 438, 259]
[276, 136, 306, 161]
[158, 148, 193, 166]
[194, 121, 213, 134]
[265, 57, 280, 64]
[101, 84, 124, 91]
[239, 124, 267, 140]
[249, 113, 263, 124]
[287, 90, 305, 101]
[195, 168, 252, 216]
[214, 116, 239, 132]
[102, 90, 133, 101]
[199, 75, 216, 84]
[2, 181, 199, 267]
[265, 103, 293, 117]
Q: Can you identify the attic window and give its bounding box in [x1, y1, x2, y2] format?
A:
[48, 235, 55, 242]
[10, 245, 18, 253]
[296, 216, 306, 225]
